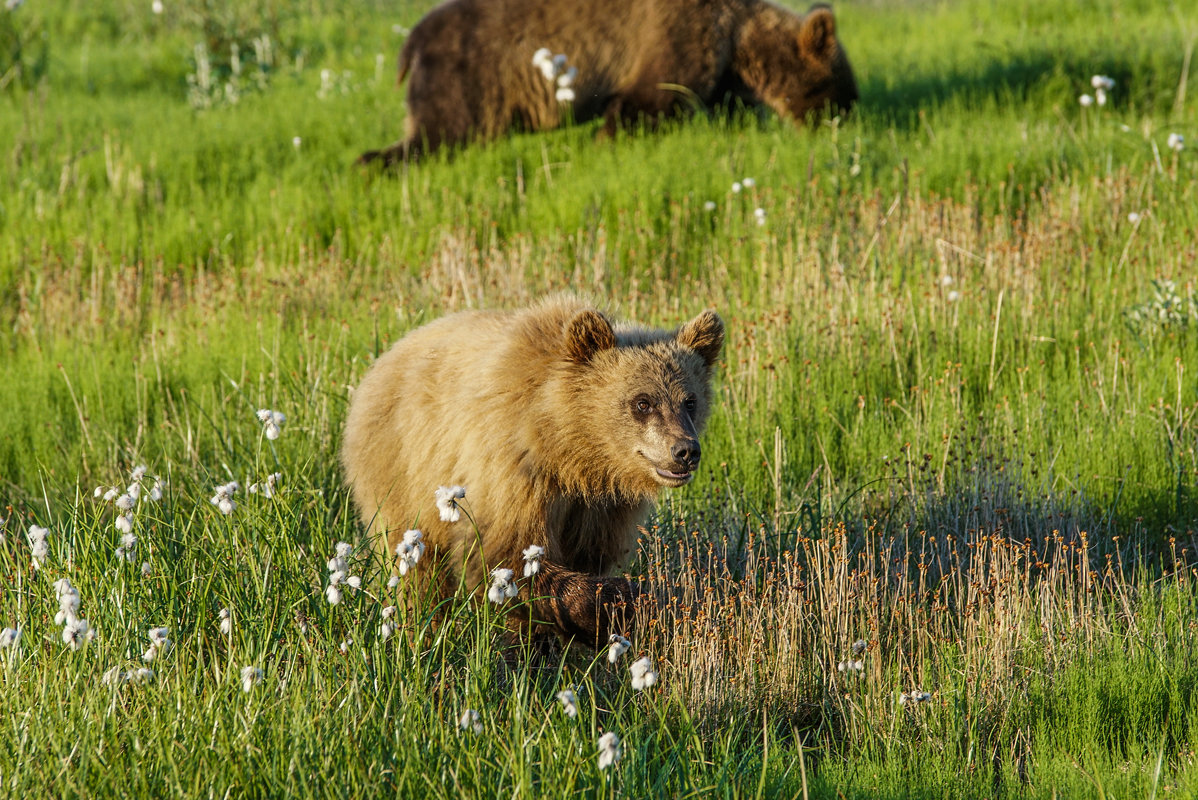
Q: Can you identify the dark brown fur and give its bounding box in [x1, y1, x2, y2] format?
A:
[359, 0, 858, 164]
[340, 296, 724, 645]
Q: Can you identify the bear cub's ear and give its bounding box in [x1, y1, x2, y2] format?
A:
[676, 310, 724, 368]
[799, 4, 838, 61]
[565, 309, 617, 363]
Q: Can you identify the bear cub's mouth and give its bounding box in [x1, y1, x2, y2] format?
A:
[654, 467, 695, 486]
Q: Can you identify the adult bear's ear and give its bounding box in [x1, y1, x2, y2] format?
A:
[799, 4, 838, 61]
[676, 310, 724, 368]
[565, 310, 616, 363]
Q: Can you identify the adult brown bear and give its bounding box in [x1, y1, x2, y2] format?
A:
[359, 0, 858, 164]
[341, 297, 724, 644]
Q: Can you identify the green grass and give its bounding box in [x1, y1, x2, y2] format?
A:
[2, 0, 1198, 796]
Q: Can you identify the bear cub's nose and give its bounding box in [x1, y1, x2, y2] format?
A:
[671, 440, 701, 469]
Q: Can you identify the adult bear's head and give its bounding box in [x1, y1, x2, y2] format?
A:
[737, 2, 859, 123]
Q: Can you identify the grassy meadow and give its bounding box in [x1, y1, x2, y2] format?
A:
[2, 0, 1197, 796]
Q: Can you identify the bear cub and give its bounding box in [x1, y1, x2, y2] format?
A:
[341, 296, 724, 644]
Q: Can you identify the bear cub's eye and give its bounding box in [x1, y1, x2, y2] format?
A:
[633, 397, 654, 416]
[684, 395, 698, 413]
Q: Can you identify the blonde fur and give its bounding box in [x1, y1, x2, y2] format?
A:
[341, 296, 724, 643]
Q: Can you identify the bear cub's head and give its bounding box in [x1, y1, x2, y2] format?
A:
[564, 308, 724, 496]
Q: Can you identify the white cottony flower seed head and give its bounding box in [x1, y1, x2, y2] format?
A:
[607, 634, 631, 664]
[151, 0, 164, 15]
[551, 53, 568, 73]
[339, 638, 352, 654]
[131, 464, 148, 482]
[329, 570, 347, 586]
[597, 731, 622, 769]
[57, 590, 80, 620]
[141, 561, 152, 577]
[53, 577, 74, 599]
[115, 493, 135, 511]
[210, 485, 237, 515]
[256, 408, 286, 425]
[1091, 74, 1115, 91]
[852, 639, 867, 655]
[1078, 94, 1094, 107]
[742, 177, 756, 188]
[379, 621, 394, 641]
[115, 513, 134, 535]
[63, 617, 95, 651]
[381, 605, 397, 619]
[1167, 132, 1184, 152]
[240, 666, 264, 692]
[396, 529, 426, 575]
[1096, 88, 1107, 106]
[487, 568, 518, 604]
[27, 526, 50, 567]
[387, 574, 400, 589]
[334, 541, 353, 559]
[556, 66, 577, 88]
[731, 181, 742, 193]
[148, 627, 170, 647]
[458, 708, 483, 734]
[1128, 212, 1141, 224]
[435, 486, 466, 522]
[629, 656, 658, 691]
[133, 667, 155, 684]
[326, 584, 343, 606]
[703, 200, 717, 212]
[555, 87, 576, 104]
[522, 544, 544, 576]
[345, 575, 362, 590]
[248, 472, 282, 498]
[103, 487, 120, 502]
[900, 690, 932, 706]
[327, 556, 348, 574]
[219, 608, 232, 636]
[148, 480, 163, 502]
[101, 666, 128, 687]
[531, 48, 552, 68]
[0, 627, 21, 650]
[556, 689, 579, 718]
